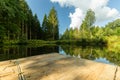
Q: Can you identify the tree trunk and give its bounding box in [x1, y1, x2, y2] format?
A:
[29, 27, 31, 40]
[7, 31, 10, 40]
[25, 24, 28, 40]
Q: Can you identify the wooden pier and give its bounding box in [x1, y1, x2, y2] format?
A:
[0, 53, 120, 80]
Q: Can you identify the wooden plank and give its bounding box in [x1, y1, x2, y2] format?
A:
[0, 53, 119, 80]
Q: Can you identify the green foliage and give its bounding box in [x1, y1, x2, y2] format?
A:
[18, 35, 28, 45]
[84, 9, 96, 27]
[41, 7, 59, 41]
[61, 9, 96, 41]
[61, 9, 120, 46]
[61, 28, 70, 40]
[0, 0, 60, 44]
[104, 19, 120, 36]
[42, 14, 49, 40]
[80, 9, 96, 39]
[0, 25, 6, 41]
[31, 14, 42, 39]
[48, 7, 59, 40]
[61, 45, 120, 66]
[105, 19, 120, 29]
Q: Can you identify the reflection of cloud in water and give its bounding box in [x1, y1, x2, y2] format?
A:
[94, 57, 114, 65]
[59, 50, 66, 55]
[59, 46, 66, 55]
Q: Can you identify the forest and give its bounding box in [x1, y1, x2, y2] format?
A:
[61, 9, 120, 46]
[0, 0, 120, 46]
[0, 0, 59, 44]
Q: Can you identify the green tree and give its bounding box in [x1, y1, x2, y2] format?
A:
[42, 14, 48, 40]
[0, 0, 24, 40]
[80, 21, 89, 39]
[84, 9, 96, 27]
[61, 28, 70, 40]
[0, 0, 43, 42]
[80, 9, 96, 39]
[69, 28, 74, 40]
[48, 7, 59, 40]
[104, 19, 120, 36]
[32, 14, 42, 39]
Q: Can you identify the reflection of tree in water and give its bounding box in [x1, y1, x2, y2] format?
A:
[0, 45, 59, 61]
[60, 45, 120, 66]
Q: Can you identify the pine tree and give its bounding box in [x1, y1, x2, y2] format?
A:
[42, 14, 48, 40]
[33, 14, 42, 39]
[48, 7, 59, 40]
[0, 0, 43, 42]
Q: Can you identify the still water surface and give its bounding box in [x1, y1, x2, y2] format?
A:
[0, 45, 120, 66]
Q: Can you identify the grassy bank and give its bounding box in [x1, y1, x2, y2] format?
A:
[0, 38, 108, 46]
[0, 40, 57, 45]
[57, 38, 107, 46]
[4, 36, 120, 47]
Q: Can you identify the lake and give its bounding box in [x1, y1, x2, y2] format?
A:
[0, 44, 120, 66]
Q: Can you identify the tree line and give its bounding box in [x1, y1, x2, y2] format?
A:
[0, 0, 59, 43]
[42, 7, 59, 40]
[61, 9, 120, 43]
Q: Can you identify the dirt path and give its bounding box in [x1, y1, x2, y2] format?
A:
[0, 53, 120, 80]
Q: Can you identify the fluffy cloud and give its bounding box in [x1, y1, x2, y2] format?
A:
[51, 0, 120, 28]
[69, 8, 84, 29]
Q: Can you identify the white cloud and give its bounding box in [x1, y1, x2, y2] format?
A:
[50, 0, 120, 28]
[69, 8, 84, 29]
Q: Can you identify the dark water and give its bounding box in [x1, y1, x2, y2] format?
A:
[0, 45, 59, 61]
[0, 44, 120, 66]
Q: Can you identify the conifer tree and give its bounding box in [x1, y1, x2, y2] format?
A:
[48, 7, 59, 40]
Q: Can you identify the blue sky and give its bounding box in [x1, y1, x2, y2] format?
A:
[25, 0, 120, 34]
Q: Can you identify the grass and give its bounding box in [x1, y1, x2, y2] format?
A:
[0, 38, 108, 47]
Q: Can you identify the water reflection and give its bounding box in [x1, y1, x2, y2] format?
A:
[0, 45, 59, 61]
[0, 44, 120, 66]
[60, 45, 120, 66]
